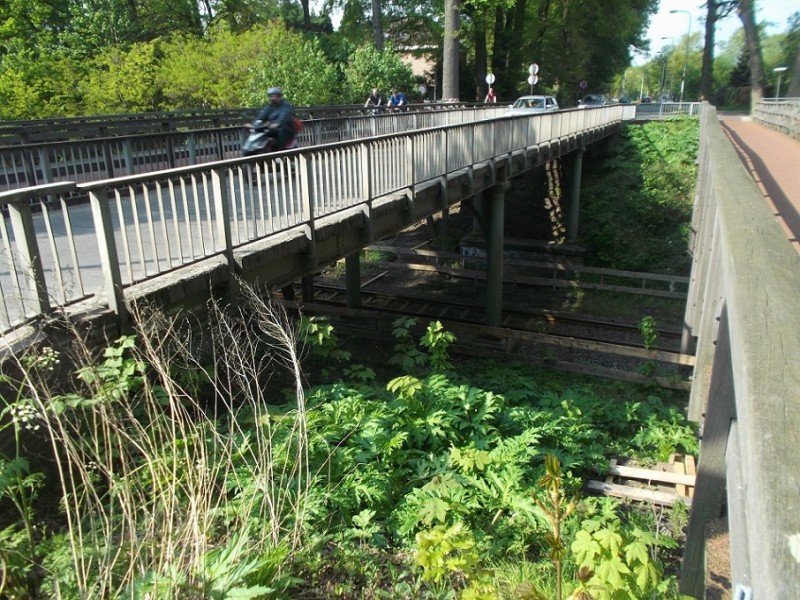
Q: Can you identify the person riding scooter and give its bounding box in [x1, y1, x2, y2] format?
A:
[242, 87, 297, 156]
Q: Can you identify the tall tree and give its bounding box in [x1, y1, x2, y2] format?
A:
[785, 11, 800, 97]
[372, 0, 384, 49]
[700, 0, 738, 102]
[442, 0, 460, 99]
[737, 0, 765, 106]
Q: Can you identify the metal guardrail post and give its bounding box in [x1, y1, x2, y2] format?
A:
[7, 199, 51, 317]
[359, 143, 374, 243]
[210, 166, 235, 277]
[88, 188, 127, 326]
[188, 132, 197, 164]
[37, 147, 53, 184]
[298, 154, 318, 271]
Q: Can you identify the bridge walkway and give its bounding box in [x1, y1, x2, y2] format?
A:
[720, 114, 800, 253]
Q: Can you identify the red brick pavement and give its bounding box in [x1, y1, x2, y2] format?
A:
[718, 114, 800, 254]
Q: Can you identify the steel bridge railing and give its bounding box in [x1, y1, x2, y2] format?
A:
[0, 104, 634, 332]
[0, 102, 490, 146]
[0, 106, 506, 192]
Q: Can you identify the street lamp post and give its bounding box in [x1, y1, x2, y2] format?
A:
[773, 66, 788, 99]
[670, 9, 692, 104]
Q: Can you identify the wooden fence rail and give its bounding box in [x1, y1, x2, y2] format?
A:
[679, 103, 800, 598]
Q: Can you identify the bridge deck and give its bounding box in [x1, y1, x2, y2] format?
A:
[720, 114, 800, 253]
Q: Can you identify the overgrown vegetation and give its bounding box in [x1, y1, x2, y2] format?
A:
[0, 282, 697, 598]
[579, 118, 699, 274]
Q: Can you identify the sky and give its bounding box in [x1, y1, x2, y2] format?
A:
[635, 0, 799, 64]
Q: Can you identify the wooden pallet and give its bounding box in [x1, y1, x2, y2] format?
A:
[586, 456, 695, 507]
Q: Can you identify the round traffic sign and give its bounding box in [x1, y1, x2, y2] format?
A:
[529, 63, 539, 76]
[418, 84, 427, 95]
[486, 73, 496, 85]
[527, 75, 539, 86]
[580, 80, 588, 89]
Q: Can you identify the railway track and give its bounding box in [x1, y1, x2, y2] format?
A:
[301, 283, 683, 352]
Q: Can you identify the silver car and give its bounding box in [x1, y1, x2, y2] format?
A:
[578, 94, 606, 108]
[507, 95, 560, 114]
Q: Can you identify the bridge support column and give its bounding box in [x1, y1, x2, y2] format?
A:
[345, 252, 362, 309]
[301, 275, 315, 302]
[486, 168, 508, 327]
[567, 147, 585, 243]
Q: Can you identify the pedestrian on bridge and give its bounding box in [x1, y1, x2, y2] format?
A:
[388, 89, 407, 111]
[365, 88, 384, 111]
[252, 87, 296, 151]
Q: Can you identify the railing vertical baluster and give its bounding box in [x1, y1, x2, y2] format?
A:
[113, 189, 134, 284]
[103, 140, 115, 179]
[123, 140, 134, 175]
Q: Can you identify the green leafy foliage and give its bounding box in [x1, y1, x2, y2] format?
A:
[570, 498, 680, 599]
[300, 314, 352, 366]
[639, 315, 658, 350]
[421, 321, 457, 372]
[580, 118, 699, 273]
[342, 45, 417, 104]
[240, 22, 340, 108]
[2, 315, 695, 598]
[389, 317, 428, 373]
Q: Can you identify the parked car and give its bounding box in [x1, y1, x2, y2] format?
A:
[641, 96, 653, 104]
[578, 94, 606, 108]
[507, 95, 560, 114]
[619, 96, 632, 104]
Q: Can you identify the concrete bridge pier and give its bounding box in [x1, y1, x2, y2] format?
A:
[486, 167, 509, 326]
[567, 146, 585, 243]
[301, 275, 315, 303]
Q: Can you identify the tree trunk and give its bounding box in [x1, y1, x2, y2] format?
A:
[442, 0, 461, 100]
[473, 16, 488, 101]
[738, 0, 765, 108]
[788, 49, 800, 97]
[300, 0, 311, 30]
[371, 0, 383, 50]
[700, 0, 716, 102]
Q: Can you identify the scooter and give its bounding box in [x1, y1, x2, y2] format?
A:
[241, 120, 298, 157]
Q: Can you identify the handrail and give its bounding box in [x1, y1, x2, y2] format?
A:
[0, 102, 487, 146]
[0, 106, 507, 191]
[679, 102, 800, 598]
[0, 104, 633, 333]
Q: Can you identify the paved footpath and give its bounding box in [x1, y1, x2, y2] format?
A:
[718, 114, 800, 254]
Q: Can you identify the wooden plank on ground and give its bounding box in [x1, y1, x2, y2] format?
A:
[674, 460, 688, 497]
[586, 480, 693, 508]
[609, 464, 696, 487]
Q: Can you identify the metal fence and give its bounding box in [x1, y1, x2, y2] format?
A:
[753, 98, 800, 141]
[0, 104, 635, 332]
[633, 101, 702, 120]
